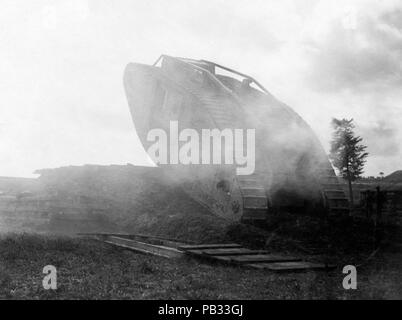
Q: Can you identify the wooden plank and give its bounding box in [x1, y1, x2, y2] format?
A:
[213, 254, 302, 264]
[186, 248, 268, 256]
[179, 243, 242, 250]
[105, 236, 184, 259]
[247, 261, 332, 272]
[78, 232, 194, 245]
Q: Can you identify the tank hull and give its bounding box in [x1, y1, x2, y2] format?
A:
[123, 55, 349, 222]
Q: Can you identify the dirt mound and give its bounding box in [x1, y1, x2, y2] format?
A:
[34, 165, 230, 242]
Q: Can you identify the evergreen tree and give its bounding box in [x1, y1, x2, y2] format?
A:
[329, 118, 369, 208]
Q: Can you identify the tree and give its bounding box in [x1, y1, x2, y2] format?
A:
[329, 118, 369, 208]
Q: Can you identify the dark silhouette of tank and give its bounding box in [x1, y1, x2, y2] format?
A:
[123, 55, 349, 222]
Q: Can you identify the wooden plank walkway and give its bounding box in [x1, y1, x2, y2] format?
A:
[179, 243, 333, 272]
[179, 244, 242, 250]
[214, 254, 301, 264]
[248, 261, 331, 272]
[103, 236, 184, 259]
[79, 233, 334, 272]
[185, 248, 268, 256]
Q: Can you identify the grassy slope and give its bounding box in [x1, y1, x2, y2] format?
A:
[1, 234, 401, 300]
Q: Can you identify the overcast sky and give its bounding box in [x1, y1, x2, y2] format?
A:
[1, 0, 401, 177]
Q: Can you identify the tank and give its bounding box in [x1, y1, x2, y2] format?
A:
[123, 55, 349, 222]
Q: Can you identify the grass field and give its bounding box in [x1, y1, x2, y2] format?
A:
[1, 233, 401, 299]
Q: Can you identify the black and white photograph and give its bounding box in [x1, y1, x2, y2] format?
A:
[1, 0, 402, 305]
